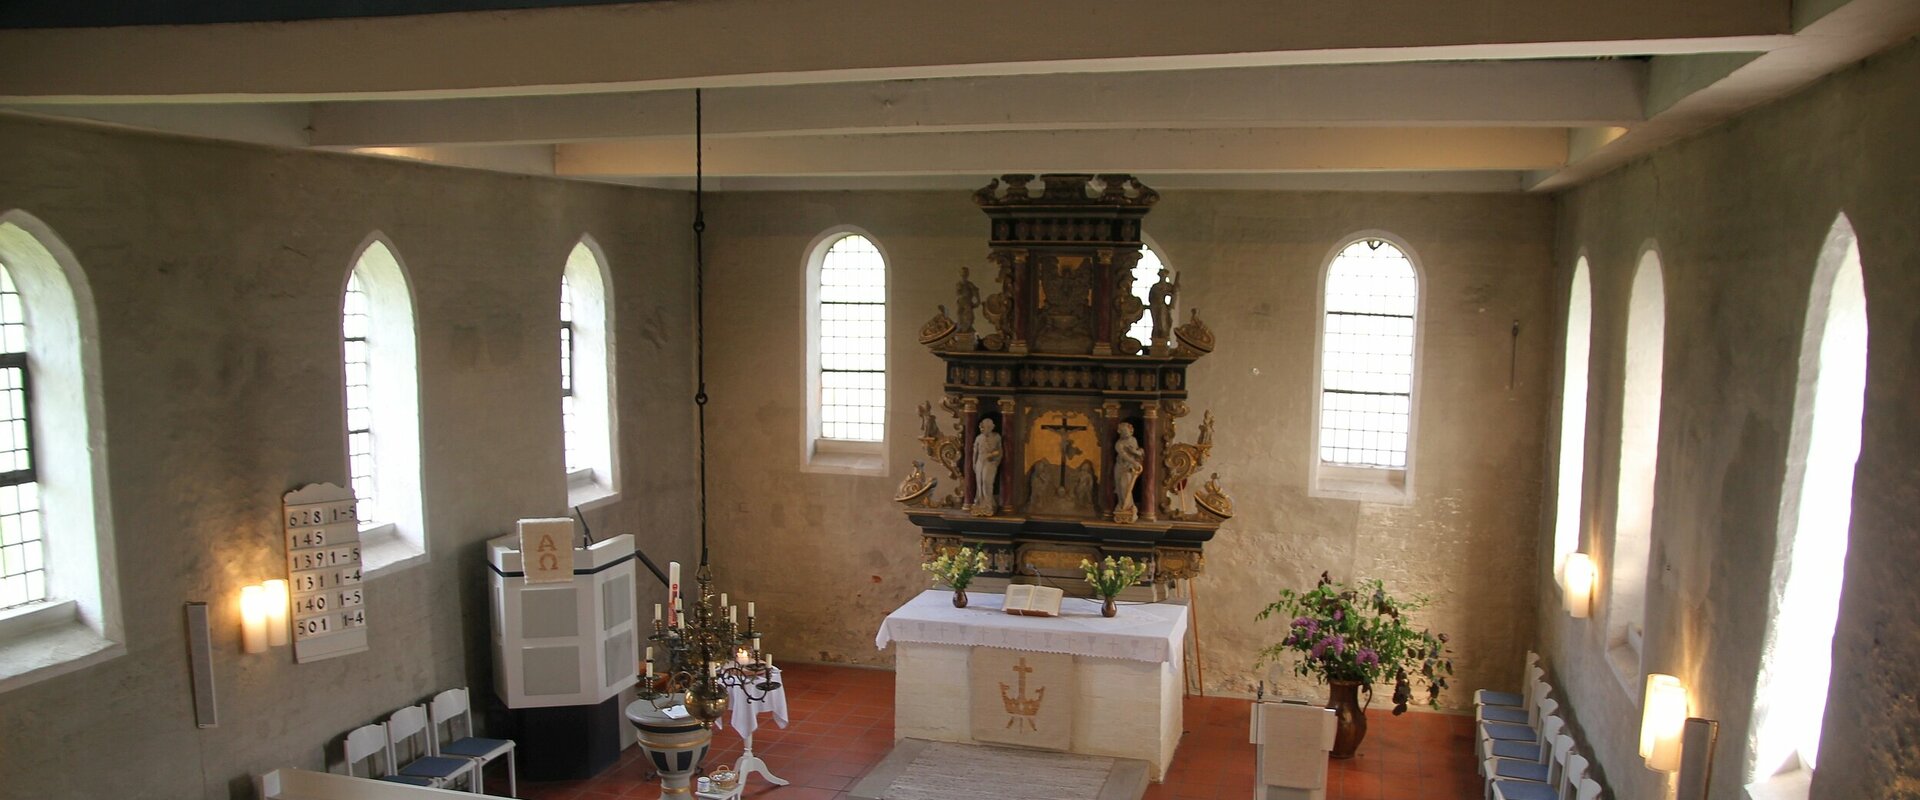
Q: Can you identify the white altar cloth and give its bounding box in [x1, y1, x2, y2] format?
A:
[874, 589, 1189, 663]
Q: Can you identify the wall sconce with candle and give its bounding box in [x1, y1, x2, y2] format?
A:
[1563, 553, 1595, 618]
[1640, 673, 1689, 772]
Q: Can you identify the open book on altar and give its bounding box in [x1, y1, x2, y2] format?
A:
[1003, 584, 1065, 617]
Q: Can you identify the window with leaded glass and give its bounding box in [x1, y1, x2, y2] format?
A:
[816, 235, 887, 443]
[0, 264, 42, 611]
[1317, 238, 1418, 469]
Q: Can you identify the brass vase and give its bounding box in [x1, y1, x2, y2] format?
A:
[1326, 680, 1369, 758]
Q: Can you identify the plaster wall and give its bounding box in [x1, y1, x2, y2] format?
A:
[700, 188, 1552, 708]
[0, 115, 696, 799]
[1540, 36, 1920, 800]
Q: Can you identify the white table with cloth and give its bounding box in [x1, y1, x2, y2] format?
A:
[875, 589, 1189, 780]
[706, 666, 790, 797]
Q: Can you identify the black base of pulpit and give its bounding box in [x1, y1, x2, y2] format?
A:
[510, 695, 624, 781]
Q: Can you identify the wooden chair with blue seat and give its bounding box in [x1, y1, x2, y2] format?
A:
[1478, 693, 1557, 764]
[1483, 730, 1574, 797]
[387, 705, 479, 793]
[429, 687, 517, 797]
[1478, 666, 1544, 725]
[1490, 749, 1586, 800]
[343, 722, 437, 788]
[1479, 716, 1563, 781]
[1476, 652, 1541, 709]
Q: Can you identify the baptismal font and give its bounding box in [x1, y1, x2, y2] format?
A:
[900, 174, 1234, 600]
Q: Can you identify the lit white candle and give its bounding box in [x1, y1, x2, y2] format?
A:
[263, 579, 290, 647]
[668, 561, 681, 625]
[240, 585, 269, 654]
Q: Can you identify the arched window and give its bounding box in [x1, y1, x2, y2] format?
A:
[0, 211, 121, 692]
[1748, 217, 1866, 785]
[1311, 235, 1422, 502]
[0, 265, 41, 611]
[1126, 243, 1167, 347]
[343, 237, 425, 573]
[1553, 258, 1594, 585]
[803, 230, 888, 473]
[1609, 249, 1666, 682]
[562, 238, 619, 506]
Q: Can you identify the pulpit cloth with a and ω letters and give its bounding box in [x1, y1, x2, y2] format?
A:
[875, 589, 1189, 664]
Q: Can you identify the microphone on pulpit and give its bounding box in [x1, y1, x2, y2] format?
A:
[574, 504, 596, 546]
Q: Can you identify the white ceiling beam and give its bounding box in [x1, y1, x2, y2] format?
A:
[1532, 0, 1920, 190]
[307, 61, 1645, 147]
[612, 171, 1534, 193]
[553, 127, 1569, 178]
[0, 104, 312, 147]
[0, 0, 1788, 102]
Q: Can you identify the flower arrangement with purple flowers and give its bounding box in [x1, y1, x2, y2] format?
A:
[1256, 572, 1455, 714]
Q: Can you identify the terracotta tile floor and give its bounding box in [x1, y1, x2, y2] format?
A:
[517, 663, 1482, 800]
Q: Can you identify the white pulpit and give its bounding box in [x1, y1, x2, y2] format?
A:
[875, 589, 1187, 781]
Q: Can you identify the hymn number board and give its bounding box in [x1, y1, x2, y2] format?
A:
[283, 483, 369, 663]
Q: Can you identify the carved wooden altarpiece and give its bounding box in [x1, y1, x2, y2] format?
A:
[899, 175, 1233, 599]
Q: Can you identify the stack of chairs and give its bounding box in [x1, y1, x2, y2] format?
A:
[1474, 652, 1607, 800]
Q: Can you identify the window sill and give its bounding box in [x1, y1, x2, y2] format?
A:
[1746, 768, 1812, 800]
[1607, 639, 1643, 701]
[567, 474, 621, 512]
[1310, 465, 1411, 504]
[360, 524, 427, 578]
[0, 600, 123, 694]
[804, 439, 887, 476]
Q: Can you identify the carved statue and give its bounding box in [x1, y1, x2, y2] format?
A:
[1196, 472, 1235, 520]
[1113, 421, 1144, 523]
[972, 418, 1003, 516]
[1147, 269, 1179, 346]
[1114, 261, 1146, 353]
[919, 305, 957, 347]
[981, 253, 1017, 350]
[1199, 409, 1215, 447]
[955, 267, 981, 335]
[1173, 308, 1216, 357]
[918, 400, 942, 440]
[895, 460, 937, 505]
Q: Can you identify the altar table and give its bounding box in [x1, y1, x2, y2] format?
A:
[875, 589, 1188, 780]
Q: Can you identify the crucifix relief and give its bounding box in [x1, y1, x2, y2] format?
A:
[1040, 414, 1088, 496]
[1024, 410, 1098, 516]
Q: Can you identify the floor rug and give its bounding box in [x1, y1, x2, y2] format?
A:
[848, 739, 1148, 800]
